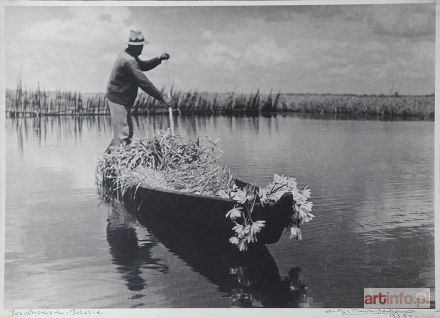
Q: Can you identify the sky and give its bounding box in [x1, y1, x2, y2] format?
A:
[4, 3, 436, 95]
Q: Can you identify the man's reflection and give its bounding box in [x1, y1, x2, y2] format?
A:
[106, 202, 168, 293]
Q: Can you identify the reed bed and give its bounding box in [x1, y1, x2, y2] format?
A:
[6, 81, 434, 119]
[283, 93, 434, 119]
[6, 79, 107, 117]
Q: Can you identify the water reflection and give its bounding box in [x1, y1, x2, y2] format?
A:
[5, 115, 434, 308]
[106, 202, 168, 294]
[7, 116, 112, 148]
[107, 197, 311, 307]
[7, 113, 433, 151]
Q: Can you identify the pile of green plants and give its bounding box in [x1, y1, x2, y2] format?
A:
[96, 130, 314, 251]
[96, 130, 234, 196]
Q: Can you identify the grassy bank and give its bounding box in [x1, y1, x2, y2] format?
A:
[5, 82, 434, 119]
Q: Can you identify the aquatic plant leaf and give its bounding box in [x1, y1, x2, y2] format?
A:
[232, 223, 244, 234]
[229, 236, 239, 245]
[226, 207, 242, 220]
[287, 177, 298, 190]
[270, 189, 286, 201]
[231, 188, 246, 203]
[244, 224, 251, 235]
[238, 240, 248, 251]
[299, 208, 315, 224]
[217, 190, 229, 199]
[250, 220, 266, 237]
[302, 185, 311, 199]
[265, 181, 276, 192]
[290, 226, 302, 240]
[301, 201, 313, 213]
[258, 187, 270, 205]
[245, 191, 255, 202]
[232, 188, 250, 204]
[258, 187, 267, 197]
[274, 173, 288, 185]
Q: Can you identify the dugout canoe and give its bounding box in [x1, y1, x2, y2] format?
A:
[116, 179, 294, 245]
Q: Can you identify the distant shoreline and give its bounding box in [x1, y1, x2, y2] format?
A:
[5, 86, 434, 120]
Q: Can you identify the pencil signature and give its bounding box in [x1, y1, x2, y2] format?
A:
[8, 309, 103, 317]
[325, 308, 417, 318]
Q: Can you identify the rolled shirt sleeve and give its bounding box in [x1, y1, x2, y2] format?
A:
[127, 59, 165, 102]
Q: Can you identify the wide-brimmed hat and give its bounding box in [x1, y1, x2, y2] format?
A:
[128, 29, 147, 46]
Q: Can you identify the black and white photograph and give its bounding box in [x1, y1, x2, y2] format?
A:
[1, 0, 437, 313]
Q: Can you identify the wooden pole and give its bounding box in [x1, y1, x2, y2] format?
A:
[168, 106, 174, 136]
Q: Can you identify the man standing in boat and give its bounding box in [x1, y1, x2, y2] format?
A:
[106, 29, 173, 149]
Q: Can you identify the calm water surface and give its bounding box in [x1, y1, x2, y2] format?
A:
[5, 115, 435, 308]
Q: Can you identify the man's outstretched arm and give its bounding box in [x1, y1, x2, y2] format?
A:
[127, 60, 165, 102]
[136, 57, 161, 72]
[136, 53, 170, 71]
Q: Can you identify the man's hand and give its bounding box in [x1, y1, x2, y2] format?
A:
[162, 95, 174, 107]
[159, 53, 170, 61]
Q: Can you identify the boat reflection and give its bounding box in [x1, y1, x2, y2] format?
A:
[106, 200, 311, 307]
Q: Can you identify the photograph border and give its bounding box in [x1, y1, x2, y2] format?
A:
[0, 1, 438, 317]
